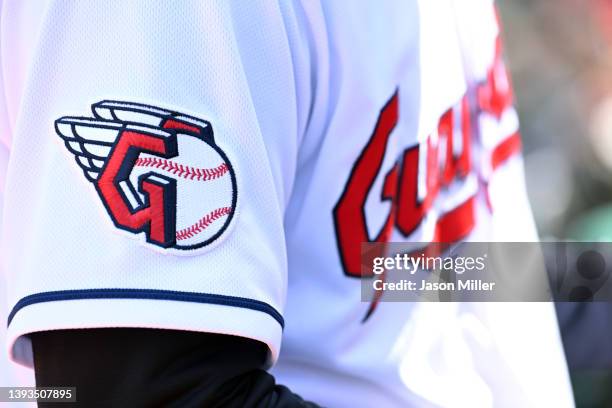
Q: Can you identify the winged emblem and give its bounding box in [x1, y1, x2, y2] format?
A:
[55, 100, 212, 182]
[54, 101, 237, 253]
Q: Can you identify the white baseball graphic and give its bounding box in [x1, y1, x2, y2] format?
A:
[131, 133, 233, 247]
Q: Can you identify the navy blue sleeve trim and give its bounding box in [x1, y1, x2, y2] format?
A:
[7, 288, 284, 328]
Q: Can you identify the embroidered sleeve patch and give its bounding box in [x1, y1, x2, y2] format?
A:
[55, 101, 238, 255]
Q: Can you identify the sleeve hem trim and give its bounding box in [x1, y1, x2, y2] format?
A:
[8, 288, 284, 328]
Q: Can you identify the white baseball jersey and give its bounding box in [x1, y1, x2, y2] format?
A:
[1, 0, 574, 407]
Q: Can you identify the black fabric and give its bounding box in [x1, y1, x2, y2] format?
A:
[31, 328, 319, 408]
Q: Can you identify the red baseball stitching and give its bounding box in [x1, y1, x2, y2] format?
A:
[175, 207, 232, 241]
[134, 157, 228, 181]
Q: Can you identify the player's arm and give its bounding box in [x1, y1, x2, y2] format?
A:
[32, 329, 317, 407]
[3, 1, 314, 405]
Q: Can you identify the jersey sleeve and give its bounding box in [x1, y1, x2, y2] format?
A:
[0, 13, 36, 386]
[2, 1, 302, 367]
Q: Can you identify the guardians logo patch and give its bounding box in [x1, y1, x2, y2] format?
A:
[55, 101, 237, 254]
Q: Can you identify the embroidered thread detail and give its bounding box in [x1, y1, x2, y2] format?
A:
[134, 158, 229, 181]
[176, 207, 232, 241]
